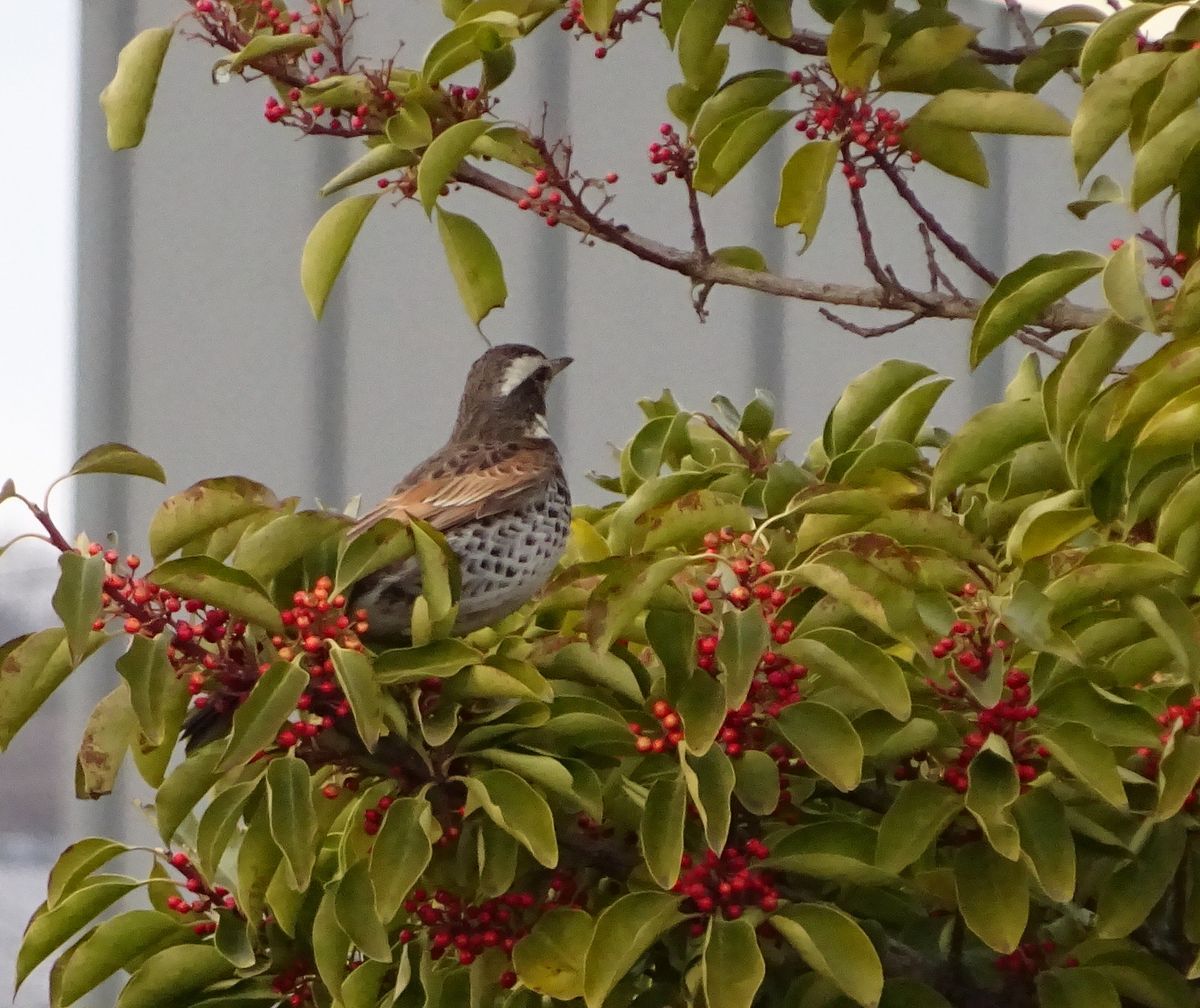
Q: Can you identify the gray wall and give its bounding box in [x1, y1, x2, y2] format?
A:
[3, 0, 1128, 1002]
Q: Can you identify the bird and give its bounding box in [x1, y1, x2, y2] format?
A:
[347, 343, 573, 640]
[181, 344, 572, 751]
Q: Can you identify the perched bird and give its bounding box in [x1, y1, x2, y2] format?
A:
[182, 344, 571, 750]
[348, 343, 573, 640]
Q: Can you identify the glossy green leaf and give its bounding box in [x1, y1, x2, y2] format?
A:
[114, 633, 174, 747]
[774, 140, 838, 249]
[686, 745, 735, 851]
[384, 102, 433, 149]
[466, 768, 557, 867]
[335, 517, 414, 597]
[877, 779, 963, 872]
[1037, 969, 1122, 1008]
[52, 552, 106, 664]
[329, 643, 384, 751]
[702, 916, 766, 1008]
[151, 556, 283, 634]
[581, 0, 619, 33]
[1038, 721, 1127, 807]
[828, 0, 889, 91]
[717, 604, 771, 709]
[320, 143, 417, 197]
[677, 0, 736, 87]
[695, 108, 794, 196]
[233, 510, 347, 585]
[772, 904, 884, 1006]
[965, 735, 1021, 860]
[692, 70, 794, 143]
[583, 892, 685, 1008]
[66, 443, 165, 482]
[1156, 731, 1200, 819]
[436, 207, 507, 327]
[1096, 821, 1187, 938]
[825, 360, 936, 456]
[301, 193, 380, 321]
[954, 842, 1029, 952]
[1145, 47, 1200, 138]
[513, 907, 594, 999]
[99, 27, 172, 150]
[783, 628, 910, 718]
[1079, 3, 1184, 84]
[640, 770, 687, 887]
[912, 88, 1071, 135]
[114, 945, 235, 1008]
[335, 860, 392, 961]
[1131, 106, 1200, 209]
[217, 660, 307, 772]
[1015, 28, 1087, 93]
[148, 476, 278, 564]
[57, 910, 188, 1006]
[418, 120, 494, 214]
[775, 701, 862, 791]
[901, 119, 988, 185]
[587, 555, 693, 652]
[971, 251, 1105, 368]
[265, 756, 317, 890]
[371, 797, 434, 921]
[931, 396, 1047, 499]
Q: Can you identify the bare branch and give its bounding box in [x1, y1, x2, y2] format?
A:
[1002, 0, 1039, 52]
[453, 162, 1108, 334]
[771, 27, 1035, 65]
[819, 308, 927, 337]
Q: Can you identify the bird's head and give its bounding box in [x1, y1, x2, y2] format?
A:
[453, 344, 572, 441]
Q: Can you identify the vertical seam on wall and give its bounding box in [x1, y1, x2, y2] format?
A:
[314, 139, 348, 506]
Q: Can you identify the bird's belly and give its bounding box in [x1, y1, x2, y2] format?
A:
[449, 486, 571, 632]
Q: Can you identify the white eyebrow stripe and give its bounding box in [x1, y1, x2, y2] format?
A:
[498, 356, 544, 396]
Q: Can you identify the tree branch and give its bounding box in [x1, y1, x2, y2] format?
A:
[772, 28, 1035, 65]
[454, 162, 1107, 334]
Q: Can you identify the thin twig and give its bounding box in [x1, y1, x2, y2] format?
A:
[454, 162, 1107, 333]
[872, 155, 999, 286]
[919, 223, 964, 298]
[1002, 0, 1039, 51]
[773, 28, 1035, 66]
[698, 415, 768, 475]
[819, 307, 926, 338]
[15, 494, 73, 553]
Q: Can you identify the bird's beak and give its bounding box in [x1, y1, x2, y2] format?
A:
[547, 356, 573, 378]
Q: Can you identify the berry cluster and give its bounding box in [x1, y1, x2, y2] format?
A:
[270, 961, 316, 1007]
[261, 576, 368, 751]
[993, 939, 1068, 977]
[558, 0, 656, 58]
[630, 699, 684, 754]
[934, 669, 1043, 793]
[1109, 237, 1192, 289]
[647, 123, 694, 186]
[91, 545, 190, 639]
[790, 69, 916, 187]
[399, 884, 574, 980]
[163, 851, 237, 935]
[672, 842, 777, 930]
[1135, 696, 1200, 809]
[517, 168, 566, 227]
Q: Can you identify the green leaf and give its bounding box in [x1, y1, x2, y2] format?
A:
[115, 634, 174, 747]
[1072, 51, 1176, 181]
[702, 916, 766, 1008]
[733, 748, 781, 814]
[374, 638, 482, 684]
[151, 556, 283, 634]
[57, 910, 189, 1006]
[686, 745, 735, 852]
[301, 193, 380, 320]
[880, 19, 978, 90]
[1145, 47, 1200, 138]
[1067, 173, 1124, 220]
[1038, 721, 1127, 808]
[148, 476, 278, 564]
[692, 70, 794, 143]
[75, 684, 137, 799]
[313, 889, 351, 998]
[825, 359, 936, 455]
[954, 842, 1029, 952]
[228, 31, 317, 71]
[1043, 315, 1140, 443]
[1037, 969, 1122, 1008]
[233, 510, 347, 585]
[583, 892, 685, 1008]
[1014, 28, 1087, 93]
[335, 517, 414, 597]
[1036, 5, 1106, 29]
[930, 395, 1047, 499]
[828, 0, 889, 91]
[17, 876, 144, 992]
[711, 245, 768, 271]
[1079, 2, 1184, 84]
[963, 736, 1020, 860]
[694, 108, 794, 196]
[775, 701, 862, 791]
[114, 945, 236, 1008]
[46, 838, 132, 909]
[329, 644, 384, 751]
[1156, 731, 1200, 819]
[774, 141, 838, 249]
[466, 768, 558, 867]
[587, 555, 694, 652]
[1096, 821, 1187, 938]
[335, 859, 392, 961]
[52, 552, 106, 663]
[971, 251, 1106, 368]
[436, 207, 507, 327]
[320, 143, 417, 197]
[422, 16, 520, 84]
[771, 905, 884, 1007]
[418, 119, 494, 215]
[1130, 106, 1200, 209]
[676, 668, 727, 758]
[370, 797, 434, 921]
[67, 443, 165, 482]
[99, 27, 173, 150]
[581, 0, 619, 33]
[196, 780, 257, 880]
[912, 88, 1071, 135]
[751, 0, 793, 36]
[640, 770, 687, 888]
[217, 660, 308, 772]
[1007, 489, 1097, 562]
[549, 642, 644, 705]
[513, 907, 594, 999]
[901, 119, 988, 185]
[265, 756, 317, 891]
[718, 605, 771, 709]
[876, 779, 963, 872]
[783, 628, 910, 718]
[677, 0, 736, 87]
[1100, 237, 1156, 331]
[1014, 787, 1074, 901]
[156, 744, 220, 843]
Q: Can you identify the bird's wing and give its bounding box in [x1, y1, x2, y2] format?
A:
[350, 446, 550, 537]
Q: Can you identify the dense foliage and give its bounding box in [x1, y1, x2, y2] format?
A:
[9, 0, 1200, 1005]
[6, 343, 1200, 1007]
